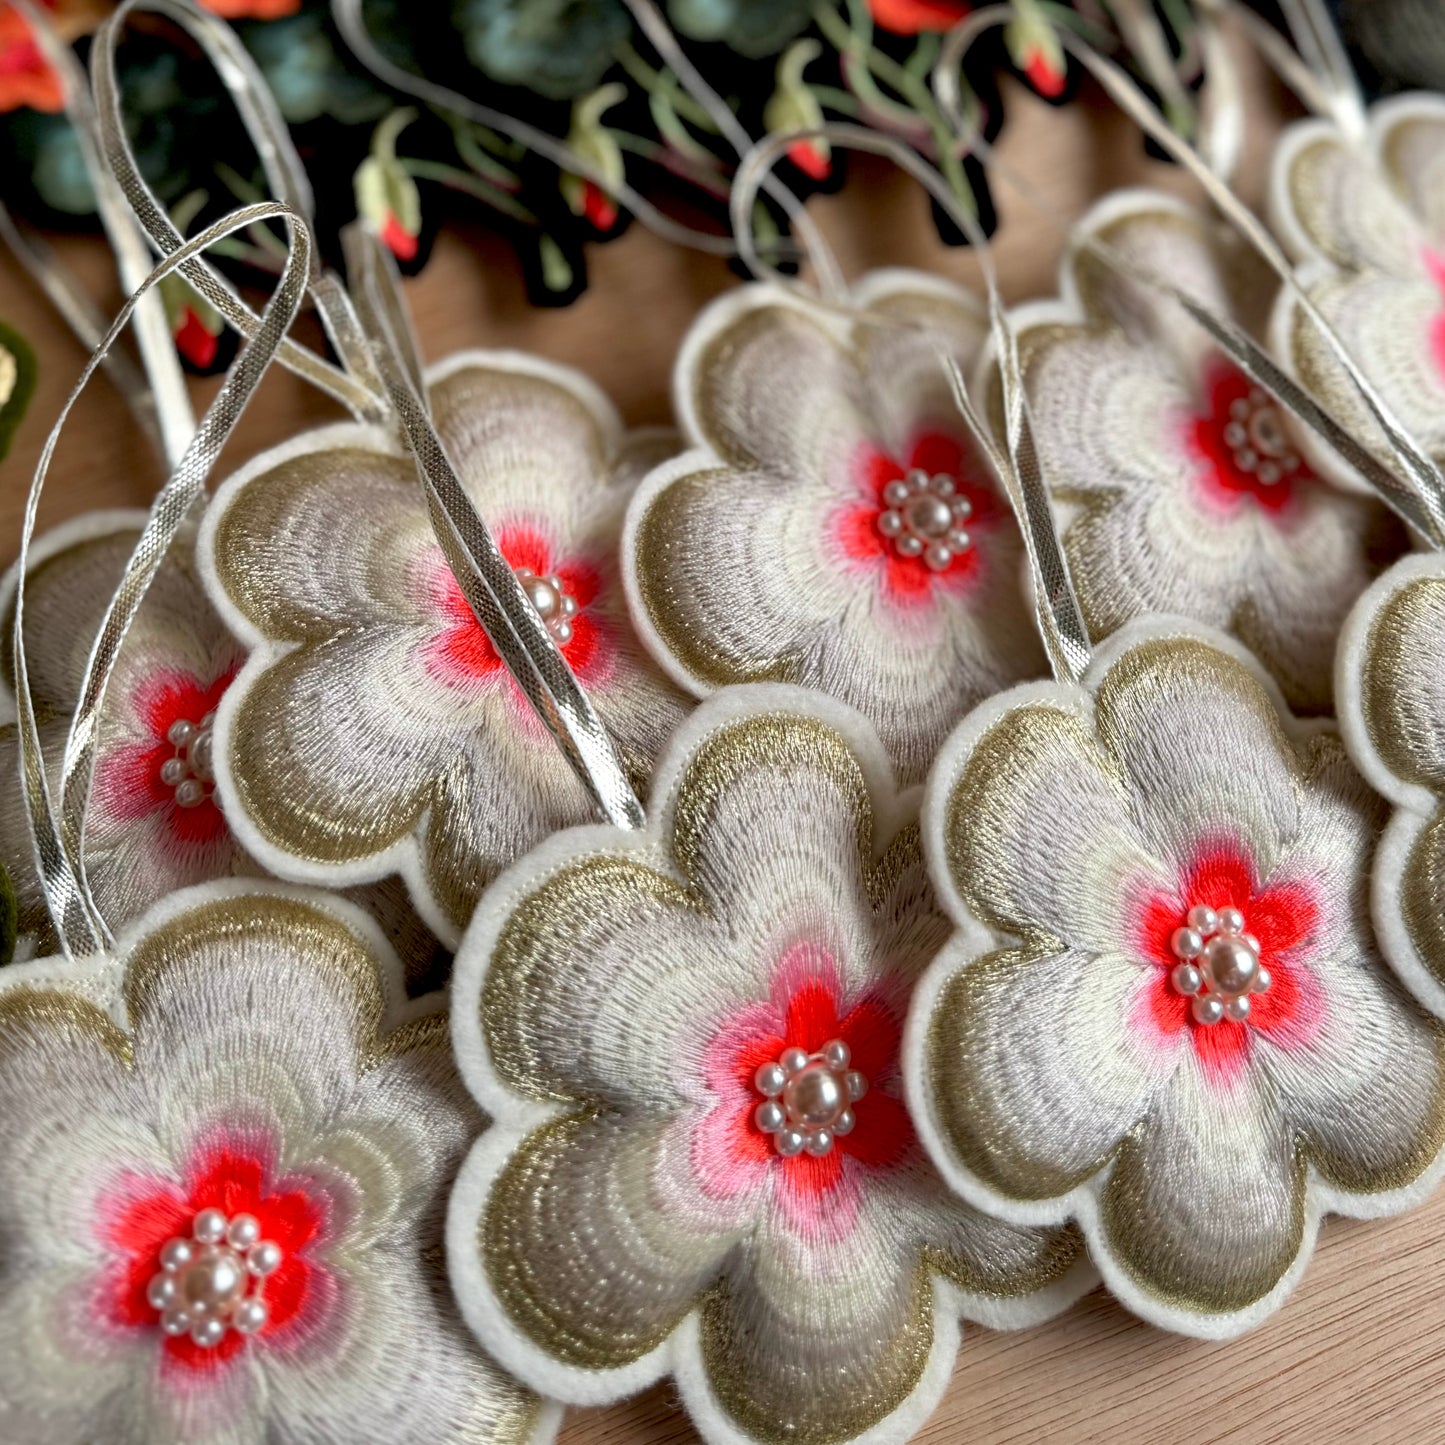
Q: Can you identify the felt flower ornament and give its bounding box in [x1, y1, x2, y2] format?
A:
[0, 513, 447, 989]
[1337, 551, 1445, 1020]
[1009, 188, 1406, 714]
[623, 270, 1046, 789]
[0, 880, 555, 1445]
[446, 688, 1091, 1445]
[906, 617, 1445, 1338]
[199, 352, 690, 946]
[0, 512, 246, 956]
[1269, 93, 1445, 489]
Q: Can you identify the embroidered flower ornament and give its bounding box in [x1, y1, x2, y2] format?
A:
[0, 513, 245, 952]
[623, 270, 1045, 787]
[0, 881, 553, 1443]
[199, 352, 688, 944]
[446, 689, 1089, 1445]
[1009, 188, 1405, 713]
[1270, 93, 1445, 485]
[907, 619, 1445, 1337]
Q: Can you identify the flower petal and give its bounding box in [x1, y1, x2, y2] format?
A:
[222, 632, 450, 870]
[482, 1113, 740, 1371]
[941, 700, 1164, 954]
[1099, 1050, 1303, 1319]
[1092, 635, 1302, 878]
[925, 946, 1172, 1202]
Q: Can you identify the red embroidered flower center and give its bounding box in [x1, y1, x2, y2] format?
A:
[145, 1207, 282, 1350]
[726, 968, 912, 1198]
[97, 667, 235, 846]
[106, 1143, 323, 1371]
[426, 526, 601, 683]
[752, 1038, 868, 1158]
[1135, 843, 1318, 1077]
[1190, 364, 1314, 512]
[838, 431, 994, 602]
[1166, 904, 1271, 1026]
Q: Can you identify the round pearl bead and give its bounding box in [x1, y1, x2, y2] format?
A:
[1171, 963, 1203, 997]
[226, 1214, 261, 1251]
[775, 1128, 806, 1158]
[1186, 905, 1218, 935]
[1203, 935, 1259, 998]
[833, 1107, 855, 1136]
[146, 1273, 177, 1310]
[782, 1061, 846, 1130]
[1224, 995, 1252, 1023]
[1216, 907, 1245, 936]
[553, 620, 574, 646]
[804, 1128, 834, 1157]
[188, 730, 214, 783]
[160, 1308, 191, 1337]
[190, 1316, 227, 1350]
[159, 1237, 194, 1273]
[883, 480, 910, 507]
[945, 527, 971, 552]
[167, 720, 195, 748]
[193, 1213, 226, 1248]
[1170, 926, 1203, 960]
[923, 542, 952, 572]
[175, 779, 206, 808]
[159, 757, 186, 786]
[1192, 994, 1225, 1026]
[906, 494, 953, 539]
[820, 1038, 850, 1072]
[845, 1070, 868, 1101]
[1254, 966, 1272, 994]
[877, 509, 904, 538]
[754, 1062, 786, 1097]
[179, 1244, 248, 1316]
[247, 1240, 283, 1278]
[233, 1297, 269, 1335]
[779, 1047, 809, 1077]
[754, 1100, 785, 1134]
[896, 534, 923, 558]
[950, 497, 972, 520]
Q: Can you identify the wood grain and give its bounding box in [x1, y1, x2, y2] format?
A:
[2, 45, 1439, 1445]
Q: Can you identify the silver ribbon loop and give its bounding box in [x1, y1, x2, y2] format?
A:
[731, 122, 1094, 686]
[344, 225, 646, 831]
[90, 0, 387, 422]
[16, 202, 314, 958]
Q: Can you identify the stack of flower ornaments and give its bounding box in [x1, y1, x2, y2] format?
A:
[8, 91, 1445, 1445]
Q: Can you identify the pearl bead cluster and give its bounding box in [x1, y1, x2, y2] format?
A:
[1170, 905, 1271, 1025]
[753, 1039, 868, 1158]
[160, 713, 216, 809]
[146, 1208, 281, 1348]
[1222, 389, 1302, 487]
[515, 566, 578, 646]
[876, 469, 973, 571]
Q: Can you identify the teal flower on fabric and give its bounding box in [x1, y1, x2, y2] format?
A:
[454, 0, 630, 101]
[667, 0, 811, 58]
[242, 12, 389, 126]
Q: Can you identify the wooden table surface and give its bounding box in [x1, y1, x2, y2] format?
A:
[3, 41, 1442, 1445]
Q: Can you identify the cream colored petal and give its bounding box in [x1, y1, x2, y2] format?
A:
[1099, 1052, 1303, 1319]
[223, 633, 450, 870]
[942, 701, 1164, 953]
[1383, 101, 1445, 244]
[683, 297, 870, 479]
[1359, 568, 1445, 789]
[926, 946, 1171, 1203]
[207, 442, 429, 640]
[1093, 636, 1303, 879]
[481, 1113, 740, 1372]
[1287, 271, 1445, 477]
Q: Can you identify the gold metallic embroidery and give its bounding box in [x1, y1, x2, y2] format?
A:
[0, 984, 132, 1065]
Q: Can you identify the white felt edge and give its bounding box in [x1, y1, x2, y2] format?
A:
[0, 506, 153, 724]
[196, 351, 628, 951]
[1335, 550, 1445, 1020]
[0, 875, 439, 1048]
[905, 612, 1445, 1339]
[445, 683, 1082, 1445]
[1262, 96, 1445, 497]
[1267, 92, 1445, 267]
